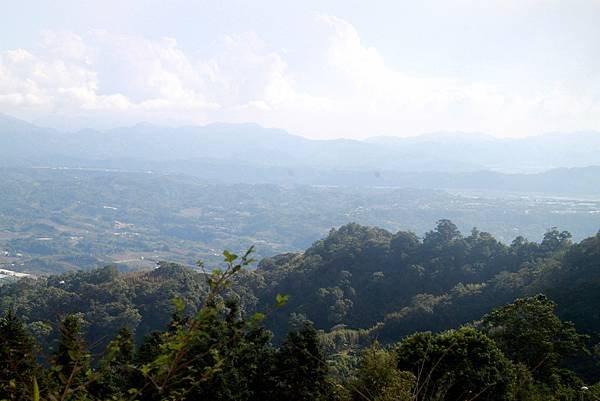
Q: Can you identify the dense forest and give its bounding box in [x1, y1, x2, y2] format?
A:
[2, 220, 600, 400]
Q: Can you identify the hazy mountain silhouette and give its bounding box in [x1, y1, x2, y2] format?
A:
[2, 113, 600, 194]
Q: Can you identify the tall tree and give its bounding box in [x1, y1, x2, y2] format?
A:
[480, 295, 587, 382]
[350, 343, 415, 401]
[272, 323, 333, 401]
[0, 310, 39, 400]
[48, 314, 92, 400]
[395, 327, 515, 401]
[91, 327, 136, 399]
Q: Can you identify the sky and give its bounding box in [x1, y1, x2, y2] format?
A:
[1, 0, 600, 139]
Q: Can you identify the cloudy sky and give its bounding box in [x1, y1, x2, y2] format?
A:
[1, 0, 599, 138]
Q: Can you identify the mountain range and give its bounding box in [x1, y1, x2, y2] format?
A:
[2, 113, 600, 195]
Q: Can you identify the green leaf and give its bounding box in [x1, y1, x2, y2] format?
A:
[167, 340, 185, 351]
[140, 364, 151, 376]
[275, 293, 290, 308]
[67, 349, 79, 361]
[32, 377, 39, 401]
[172, 297, 186, 313]
[251, 312, 265, 322]
[223, 250, 238, 263]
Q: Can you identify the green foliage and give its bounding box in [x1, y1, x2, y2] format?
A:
[271, 323, 334, 401]
[251, 220, 551, 338]
[0, 310, 39, 401]
[4, 220, 600, 352]
[349, 343, 415, 401]
[480, 294, 588, 384]
[47, 314, 93, 400]
[91, 327, 136, 399]
[0, 261, 213, 350]
[1, 222, 600, 400]
[275, 293, 290, 308]
[395, 327, 515, 401]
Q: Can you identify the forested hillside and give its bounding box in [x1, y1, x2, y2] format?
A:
[254, 221, 600, 343]
[2, 221, 600, 399]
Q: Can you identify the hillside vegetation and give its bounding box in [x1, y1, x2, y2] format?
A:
[2, 220, 600, 399]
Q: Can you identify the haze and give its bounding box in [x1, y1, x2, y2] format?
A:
[2, 0, 600, 139]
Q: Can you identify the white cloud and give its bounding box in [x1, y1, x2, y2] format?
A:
[304, 15, 600, 137]
[0, 15, 599, 138]
[0, 28, 325, 126]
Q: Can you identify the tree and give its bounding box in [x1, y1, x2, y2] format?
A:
[272, 323, 334, 401]
[395, 327, 515, 401]
[91, 327, 136, 399]
[541, 228, 572, 254]
[390, 231, 420, 259]
[0, 310, 39, 400]
[480, 294, 587, 383]
[135, 331, 164, 365]
[350, 343, 414, 401]
[48, 314, 92, 400]
[423, 219, 462, 246]
[131, 247, 278, 401]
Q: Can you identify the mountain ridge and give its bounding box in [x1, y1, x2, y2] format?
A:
[2, 113, 600, 176]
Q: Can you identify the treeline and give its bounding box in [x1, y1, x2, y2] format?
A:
[253, 220, 594, 339]
[2, 220, 599, 346]
[1, 258, 597, 400]
[1, 251, 339, 400]
[2, 220, 600, 399]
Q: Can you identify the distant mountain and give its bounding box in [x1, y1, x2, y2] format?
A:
[0, 114, 485, 172]
[2, 114, 600, 194]
[367, 131, 600, 173]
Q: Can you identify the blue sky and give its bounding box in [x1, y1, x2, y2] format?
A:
[1, 0, 599, 138]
